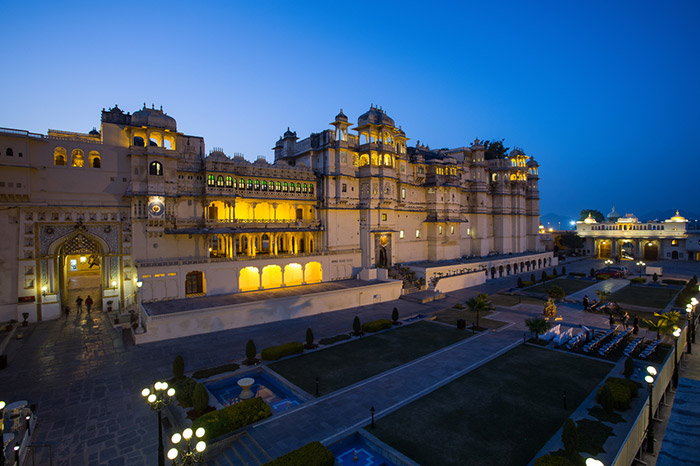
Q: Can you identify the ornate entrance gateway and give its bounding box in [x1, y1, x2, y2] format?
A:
[58, 234, 103, 313]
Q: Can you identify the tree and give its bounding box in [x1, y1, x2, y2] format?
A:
[483, 139, 509, 160]
[305, 328, 314, 347]
[656, 311, 680, 329]
[579, 209, 605, 223]
[541, 271, 548, 282]
[353, 316, 361, 335]
[590, 268, 596, 278]
[543, 298, 557, 318]
[193, 383, 209, 414]
[642, 318, 674, 339]
[391, 307, 399, 324]
[466, 293, 494, 330]
[562, 418, 579, 461]
[552, 268, 558, 277]
[652, 273, 658, 283]
[173, 355, 185, 380]
[246, 339, 257, 363]
[599, 384, 615, 414]
[525, 317, 551, 341]
[558, 232, 584, 251]
[530, 273, 536, 283]
[547, 285, 566, 301]
[595, 290, 611, 304]
[562, 266, 567, 275]
[517, 277, 524, 288]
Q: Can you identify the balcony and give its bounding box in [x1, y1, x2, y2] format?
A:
[169, 217, 323, 232]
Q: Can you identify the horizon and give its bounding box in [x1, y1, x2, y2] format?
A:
[1, 0, 698, 216]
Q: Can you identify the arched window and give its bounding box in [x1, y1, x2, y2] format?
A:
[207, 175, 215, 186]
[302, 183, 307, 193]
[225, 176, 232, 187]
[89, 151, 101, 168]
[283, 182, 288, 192]
[217, 175, 224, 187]
[149, 161, 163, 176]
[239, 179, 245, 189]
[185, 271, 204, 295]
[133, 136, 145, 146]
[71, 149, 85, 167]
[247, 179, 253, 190]
[296, 183, 301, 192]
[276, 181, 282, 191]
[255, 180, 260, 190]
[262, 180, 268, 190]
[6, 148, 13, 156]
[309, 185, 314, 194]
[54, 147, 67, 166]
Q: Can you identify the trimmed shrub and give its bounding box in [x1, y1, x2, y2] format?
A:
[552, 268, 558, 277]
[561, 266, 566, 275]
[562, 418, 578, 460]
[193, 397, 271, 441]
[590, 268, 596, 278]
[623, 357, 634, 379]
[663, 279, 687, 286]
[246, 340, 257, 363]
[173, 355, 185, 380]
[530, 274, 536, 283]
[652, 273, 658, 282]
[596, 274, 610, 280]
[261, 342, 304, 361]
[193, 363, 240, 380]
[262, 441, 335, 466]
[306, 328, 314, 347]
[353, 316, 361, 334]
[193, 382, 209, 414]
[577, 419, 613, 456]
[598, 384, 614, 414]
[534, 455, 577, 466]
[568, 272, 586, 277]
[362, 319, 393, 333]
[541, 271, 548, 282]
[596, 377, 638, 411]
[547, 285, 566, 301]
[517, 277, 524, 288]
[172, 377, 197, 408]
[392, 307, 399, 323]
[319, 334, 351, 346]
[630, 277, 646, 284]
[522, 280, 536, 287]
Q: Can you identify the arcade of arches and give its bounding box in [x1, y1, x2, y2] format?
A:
[206, 200, 314, 222]
[209, 232, 317, 258]
[239, 262, 322, 292]
[595, 239, 661, 261]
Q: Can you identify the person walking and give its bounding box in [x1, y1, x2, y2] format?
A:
[622, 312, 629, 329]
[583, 295, 590, 311]
[609, 313, 615, 329]
[85, 295, 93, 314]
[64, 306, 70, 321]
[633, 315, 640, 335]
[76, 296, 83, 313]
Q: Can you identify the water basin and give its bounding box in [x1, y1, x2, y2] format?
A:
[204, 372, 301, 413]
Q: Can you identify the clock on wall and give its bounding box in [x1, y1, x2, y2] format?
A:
[148, 196, 165, 218]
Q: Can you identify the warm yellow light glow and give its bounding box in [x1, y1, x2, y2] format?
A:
[239, 267, 260, 292]
[137, 281, 143, 288]
[183, 428, 193, 439]
[645, 375, 654, 384]
[147, 394, 156, 403]
[167, 448, 178, 460]
[196, 441, 206, 453]
[111, 280, 117, 288]
[171, 433, 182, 444]
[141, 388, 150, 397]
[0, 401, 6, 410]
[261, 265, 283, 289]
[284, 263, 303, 287]
[304, 262, 322, 284]
[548, 228, 553, 232]
[647, 366, 657, 376]
[80, 256, 87, 263]
[195, 427, 205, 438]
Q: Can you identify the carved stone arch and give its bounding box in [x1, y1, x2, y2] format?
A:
[47, 228, 111, 256]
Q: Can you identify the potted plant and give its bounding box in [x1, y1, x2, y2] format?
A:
[107, 300, 113, 312]
[22, 312, 29, 326]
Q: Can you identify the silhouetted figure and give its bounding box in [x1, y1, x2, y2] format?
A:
[583, 295, 590, 311]
[76, 296, 83, 313]
[85, 296, 93, 313]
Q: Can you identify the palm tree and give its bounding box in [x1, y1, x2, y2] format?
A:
[642, 318, 675, 339]
[525, 317, 551, 341]
[466, 293, 494, 330]
[655, 311, 680, 328]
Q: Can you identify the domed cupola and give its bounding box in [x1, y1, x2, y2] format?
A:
[357, 105, 395, 127]
[334, 109, 348, 123]
[130, 104, 177, 131]
[606, 205, 621, 222]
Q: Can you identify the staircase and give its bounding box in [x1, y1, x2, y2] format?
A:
[205, 432, 272, 466]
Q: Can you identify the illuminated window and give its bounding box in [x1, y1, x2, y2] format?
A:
[283, 182, 288, 191]
[217, 175, 224, 187]
[672, 240, 678, 246]
[284, 263, 303, 286]
[150, 161, 163, 176]
[401, 188, 406, 199]
[450, 225, 455, 235]
[247, 179, 253, 189]
[382, 213, 387, 221]
[439, 226, 443, 234]
[342, 183, 347, 193]
[239, 267, 260, 292]
[71, 149, 85, 167]
[262, 180, 267, 190]
[233, 178, 238, 188]
[185, 271, 204, 295]
[207, 175, 215, 186]
[276, 181, 282, 191]
[296, 183, 302, 192]
[400, 229, 405, 239]
[226, 176, 233, 187]
[89, 151, 101, 168]
[417, 166, 424, 175]
[302, 183, 308, 193]
[416, 229, 421, 238]
[54, 147, 67, 166]
[255, 180, 260, 190]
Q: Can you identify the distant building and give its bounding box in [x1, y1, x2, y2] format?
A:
[576, 209, 700, 261]
[0, 104, 548, 324]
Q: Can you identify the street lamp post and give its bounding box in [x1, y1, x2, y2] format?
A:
[586, 459, 604, 466]
[604, 259, 613, 267]
[673, 328, 681, 388]
[142, 381, 176, 466]
[0, 400, 5, 466]
[636, 261, 646, 277]
[686, 305, 693, 354]
[134, 280, 145, 334]
[167, 427, 207, 465]
[645, 366, 657, 454]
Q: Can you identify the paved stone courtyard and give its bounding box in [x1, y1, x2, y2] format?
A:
[1, 258, 698, 465]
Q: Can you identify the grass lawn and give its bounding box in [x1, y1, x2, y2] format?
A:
[610, 284, 678, 309]
[490, 293, 545, 307]
[267, 321, 470, 396]
[369, 345, 611, 466]
[525, 278, 595, 296]
[432, 307, 507, 330]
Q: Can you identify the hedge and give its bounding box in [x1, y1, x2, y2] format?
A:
[596, 274, 610, 280]
[171, 376, 197, 407]
[630, 277, 647, 284]
[533, 455, 577, 466]
[193, 363, 240, 380]
[361, 319, 393, 333]
[261, 342, 304, 361]
[596, 377, 639, 411]
[319, 334, 351, 346]
[262, 441, 334, 466]
[521, 280, 536, 287]
[663, 279, 687, 286]
[192, 397, 271, 441]
[568, 272, 586, 277]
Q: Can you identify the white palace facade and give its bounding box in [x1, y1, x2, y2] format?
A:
[0, 104, 546, 324]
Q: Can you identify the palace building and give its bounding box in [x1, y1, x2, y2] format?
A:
[0, 104, 547, 330]
[576, 207, 700, 261]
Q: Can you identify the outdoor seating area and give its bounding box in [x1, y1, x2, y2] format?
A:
[582, 326, 620, 353]
[623, 337, 644, 357]
[597, 328, 632, 356]
[639, 339, 663, 359]
[1, 399, 36, 465]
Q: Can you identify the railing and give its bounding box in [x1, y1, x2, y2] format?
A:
[204, 186, 316, 198]
[136, 248, 361, 268]
[171, 218, 322, 230]
[0, 127, 46, 139]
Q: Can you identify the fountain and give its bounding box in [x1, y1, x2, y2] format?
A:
[237, 377, 255, 399]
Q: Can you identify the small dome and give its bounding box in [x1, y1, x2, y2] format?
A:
[283, 127, 297, 139]
[89, 127, 100, 136]
[334, 109, 348, 122]
[668, 210, 688, 222]
[357, 105, 395, 127]
[131, 104, 177, 131]
[526, 158, 538, 167]
[583, 213, 597, 224]
[606, 205, 621, 222]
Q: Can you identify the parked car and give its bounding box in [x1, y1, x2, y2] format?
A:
[608, 266, 628, 277]
[595, 267, 624, 278]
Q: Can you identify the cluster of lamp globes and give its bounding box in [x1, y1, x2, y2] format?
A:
[141, 381, 176, 402]
[645, 365, 657, 384]
[167, 427, 207, 462]
[687, 297, 699, 313]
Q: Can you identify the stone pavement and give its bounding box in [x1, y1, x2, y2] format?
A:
[567, 278, 629, 302]
[0, 257, 690, 465]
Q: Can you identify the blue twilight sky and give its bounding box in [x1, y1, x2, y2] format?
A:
[1, 0, 698, 220]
